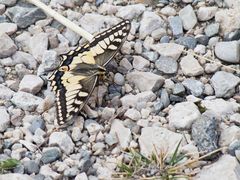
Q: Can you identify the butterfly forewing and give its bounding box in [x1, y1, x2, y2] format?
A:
[49, 20, 131, 126]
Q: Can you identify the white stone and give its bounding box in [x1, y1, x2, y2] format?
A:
[40, 165, 61, 179]
[85, 120, 103, 135]
[110, 119, 131, 149]
[132, 56, 150, 71]
[116, 4, 145, 20]
[139, 127, 183, 157]
[126, 71, 164, 92]
[0, 84, 14, 100]
[75, 172, 88, 180]
[194, 155, 240, 180]
[0, 23, 17, 36]
[150, 43, 184, 61]
[49, 132, 74, 155]
[197, 6, 218, 21]
[19, 75, 44, 94]
[124, 108, 141, 121]
[168, 102, 201, 130]
[219, 126, 240, 146]
[0, 174, 33, 180]
[160, 6, 177, 16]
[180, 54, 204, 76]
[179, 5, 197, 30]
[0, 107, 10, 132]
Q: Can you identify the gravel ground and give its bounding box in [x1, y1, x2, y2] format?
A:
[0, 0, 240, 179]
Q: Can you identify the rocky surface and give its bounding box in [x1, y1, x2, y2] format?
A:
[0, 0, 239, 179]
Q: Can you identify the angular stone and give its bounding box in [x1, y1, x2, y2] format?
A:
[0, 84, 14, 100]
[204, 23, 219, 37]
[40, 165, 61, 179]
[219, 126, 240, 147]
[182, 79, 204, 97]
[155, 56, 178, 74]
[0, 33, 17, 58]
[175, 36, 197, 49]
[179, 5, 197, 30]
[0, 0, 16, 6]
[19, 75, 44, 95]
[124, 108, 141, 121]
[0, 174, 32, 180]
[132, 56, 150, 71]
[126, 71, 164, 92]
[151, 43, 184, 61]
[41, 147, 61, 164]
[139, 127, 183, 157]
[0, 23, 17, 35]
[197, 6, 218, 21]
[116, 4, 145, 20]
[180, 54, 204, 76]
[168, 16, 183, 37]
[168, 102, 201, 130]
[12, 51, 37, 70]
[0, 107, 10, 132]
[11, 91, 43, 111]
[211, 71, 240, 98]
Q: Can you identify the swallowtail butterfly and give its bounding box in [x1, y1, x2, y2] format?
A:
[49, 20, 131, 126]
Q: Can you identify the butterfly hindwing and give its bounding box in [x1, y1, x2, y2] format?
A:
[49, 20, 131, 126]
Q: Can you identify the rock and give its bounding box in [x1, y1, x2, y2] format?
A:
[139, 127, 183, 157]
[126, 71, 164, 92]
[75, 172, 88, 180]
[139, 11, 165, 39]
[11, 91, 43, 111]
[41, 50, 58, 71]
[160, 36, 170, 43]
[50, 0, 74, 8]
[0, 174, 33, 180]
[29, 33, 48, 61]
[0, 107, 10, 132]
[210, 71, 240, 98]
[92, 142, 105, 155]
[197, 6, 218, 21]
[204, 63, 220, 74]
[215, 9, 240, 34]
[63, 28, 80, 46]
[28, 117, 45, 134]
[12, 51, 37, 70]
[160, 6, 177, 16]
[215, 41, 240, 63]
[219, 126, 240, 147]
[113, 73, 124, 86]
[85, 120, 103, 135]
[179, 5, 197, 30]
[49, 132, 74, 155]
[0, 33, 17, 58]
[172, 83, 185, 96]
[196, 35, 209, 46]
[151, 43, 184, 60]
[203, 84, 214, 96]
[192, 112, 219, 155]
[132, 56, 150, 71]
[180, 54, 204, 76]
[194, 155, 240, 180]
[120, 91, 156, 108]
[79, 13, 119, 34]
[116, 4, 145, 20]
[204, 23, 219, 37]
[229, 140, 240, 156]
[224, 29, 240, 41]
[230, 113, 240, 125]
[182, 79, 204, 97]
[168, 16, 183, 37]
[23, 160, 40, 174]
[168, 102, 201, 130]
[175, 36, 197, 49]
[98, 3, 118, 15]
[110, 119, 131, 149]
[194, 44, 206, 54]
[201, 98, 239, 118]
[0, 23, 17, 35]
[124, 108, 141, 121]
[0, 84, 14, 100]
[160, 89, 170, 108]
[119, 58, 133, 71]
[0, 0, 16, 6]
[64, 167, 79, 177]
[155, 56, 178, 74]
[6, 3, 46, 28]
[101, 107, 115, 121]
[40, 165, 61, 179]
[19, 75, 43, 95]
[105, 133, 118, 146]
[142, 51, 159, 62]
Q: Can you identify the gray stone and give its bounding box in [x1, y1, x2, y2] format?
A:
[105, 133, 118, 146]
[182, 79, 204, 97]
[41, 50, 58, 71]
[63, 28, 80, 46]
[142, 51, 159, 62]
[0, 33, 17, 58]
[175, 36, 197, 49]
[168, 102, 201, 130]
[19, 75, 44, 95]
[85, 119, 103, 135]
[71, 127, 82, 142]
[180, 54, 204, 76]
[92, 142, 105, 155]
[0, 23, 17, 35]
[172, 83, 185, 96]
[210, 71, 240, 98]
[139, 11, 165, 39]
[155, 56, 178, 74]
[179, 5, 197, 30]
[204, 63, 220, 74]
[6, 3, 46, 28]
[132, 55, 150, 70]
[168, 16, 183, 37]
[119, 58, 132, 71]
[29, 33, 48, 61]
[12, 51, 37, 70]
[197, 6, 218, 21]
[204, 23, 219, 37]
[194, 155, 240, 180]
[192, 112, 219, 155]
[0, 174, 33, 180]
[230, 113, 240, 126]
[139, 127, 183, 157]
[160, 89, 170, 108]
[151, 43, 184, 60]
[124, 108, 141, 121]
[0, 0, 16, 6]
[40, 165, 61, 179]
[49, 132, 74, 155]
[203, 83, 214, 96]
[0, 107, 10, 132]
[224, 29, 240, 41]
[215, 41, 240, 63]
[160, 36, 170, 43]
[126, 71, 165, 92]
[110, 119, 131, 149]
[23, 160, 39, 174]
[160, 6, 177, 16]
[50, 0, 74, 8]
[11, 91, 43, 111]
[219, 125, 240, 147]
[0, 84, 14, 100]
[116, 4, 145, 20]
[29, 117, 45, 134]
[114, 73, 125, 86]
[41, 147, 61, 164]
[64, 167, 79, 177]
[196, 35, 209, 46]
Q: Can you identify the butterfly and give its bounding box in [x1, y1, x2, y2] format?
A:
[49, 20, 131, 126]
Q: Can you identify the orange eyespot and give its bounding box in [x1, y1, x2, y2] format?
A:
[59, 66, 69, 72]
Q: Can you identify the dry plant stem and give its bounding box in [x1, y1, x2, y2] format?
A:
[26, 0, 94, 41]
[184, 49, 240, 74]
